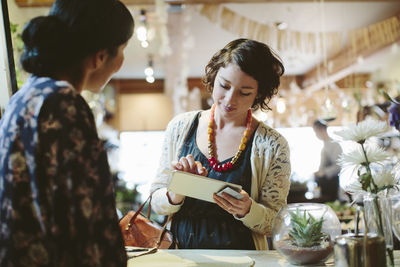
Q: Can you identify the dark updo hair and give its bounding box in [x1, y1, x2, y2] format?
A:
[202, 38, 284, 111]
[21, 0, 134, 78]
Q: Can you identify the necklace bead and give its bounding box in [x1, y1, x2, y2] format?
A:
[207, 104, 252, 172]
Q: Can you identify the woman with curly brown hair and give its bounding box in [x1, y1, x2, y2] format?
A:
[151, 38, 291, 250]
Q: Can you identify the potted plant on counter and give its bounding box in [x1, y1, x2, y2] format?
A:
[273, 203, 341, 265]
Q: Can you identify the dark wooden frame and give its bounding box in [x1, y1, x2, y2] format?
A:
[1, 0, 18, 95]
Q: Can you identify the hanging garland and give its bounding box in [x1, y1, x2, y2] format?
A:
[200, 4, 342, 55]
[200, 4, 400, 57]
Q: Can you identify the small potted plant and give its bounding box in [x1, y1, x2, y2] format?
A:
[273, 203, 340, 265]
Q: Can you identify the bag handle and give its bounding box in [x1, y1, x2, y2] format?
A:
[155, 215, 174, 248]
[127, 194, 152, 227]
[125, 193, 176, 249]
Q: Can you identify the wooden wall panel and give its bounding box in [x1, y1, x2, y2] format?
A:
[110, 78, 173, 131]
[118, 93, 173, 131]
[111, 79, 164, 94]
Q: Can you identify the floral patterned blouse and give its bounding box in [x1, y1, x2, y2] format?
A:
[0, 76, 126, 267]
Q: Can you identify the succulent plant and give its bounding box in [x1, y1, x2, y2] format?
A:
[288, 209, 328, 247]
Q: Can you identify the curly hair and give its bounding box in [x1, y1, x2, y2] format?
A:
[202, 38, 284, 111]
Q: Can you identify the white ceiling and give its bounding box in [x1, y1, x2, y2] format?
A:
[8, 1, 400, 80]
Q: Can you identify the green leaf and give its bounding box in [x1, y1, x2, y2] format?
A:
[359, 172, 372, 191]
[377, 184, 395, 193]
[288, 208, 326, 247]
[10, 23, 18, 34]
[380, 89, 400, 104]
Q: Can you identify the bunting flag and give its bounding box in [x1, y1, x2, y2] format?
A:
[200, 4, 342, 55]
[200, 4, 400, 56]
[348, 15, 400, 56]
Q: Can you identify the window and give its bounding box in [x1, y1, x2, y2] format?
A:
[119, 131, 165, 200]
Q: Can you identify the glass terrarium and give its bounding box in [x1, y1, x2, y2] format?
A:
[272, 203, 341, 265]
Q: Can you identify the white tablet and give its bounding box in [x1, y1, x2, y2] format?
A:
[165, 170, 242, 203]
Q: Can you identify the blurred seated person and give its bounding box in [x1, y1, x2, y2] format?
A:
[313, 119, 342, 202]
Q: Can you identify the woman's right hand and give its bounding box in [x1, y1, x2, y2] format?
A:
[173, 154, 208, 176]
[166, 154, 208, 205]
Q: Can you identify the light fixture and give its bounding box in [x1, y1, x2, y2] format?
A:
[145, 54, 155, 84]
[274, 21, 288, 31]
[146, 76, 155, 83]
[365, 80, 373, 88]
[136, 9, 148, 45]
[137, 26, 147, 42]
[320, 97, 337, 122]
[144, 66, 154, 76]
[139, 9, 146, 22]
[141, 41, 149, 48]
[276, 97, 286, 114]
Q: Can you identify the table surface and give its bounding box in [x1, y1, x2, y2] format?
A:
[127, 248, 400, 267]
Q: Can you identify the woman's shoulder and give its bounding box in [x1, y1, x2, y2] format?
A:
[5, 76, 77, 121]
[167, 110, 201, 130]
[254, 120, 288, 146]
[35, 78, 86, 110]
[28, 77, 94, 129]
[17, 76, 76, 102]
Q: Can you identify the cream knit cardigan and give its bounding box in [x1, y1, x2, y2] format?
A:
[150, 111, 291, 250]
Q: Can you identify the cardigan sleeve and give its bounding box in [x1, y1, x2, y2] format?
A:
[150, 112, 198, 215]
[238, 129, 291, 236]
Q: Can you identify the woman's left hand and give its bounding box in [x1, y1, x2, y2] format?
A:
[213, 190, 252, 218]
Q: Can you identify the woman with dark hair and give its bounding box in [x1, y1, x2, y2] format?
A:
[0, 0, 134, 265]
[151, 39, 291, 250]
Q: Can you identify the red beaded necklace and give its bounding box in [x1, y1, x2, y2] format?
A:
[207, 104, 252, 172]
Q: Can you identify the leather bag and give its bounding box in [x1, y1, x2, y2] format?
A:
[119, 194, 175, 249]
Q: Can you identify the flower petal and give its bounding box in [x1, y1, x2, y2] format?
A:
[373, 169, 398, 190]
[338, 144, 389, 168]
[335, 119, 389, 143]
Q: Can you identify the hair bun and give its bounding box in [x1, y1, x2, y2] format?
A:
[21, 16, 69, 76]
[22, 16, 67, 49]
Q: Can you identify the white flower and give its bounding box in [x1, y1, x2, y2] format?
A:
[340, 166, 398, 193]
[342, 179, 364, 194]
[338, 144, 389, 168]
[373, 169, 398, 189]
[339, 166, 362, 192]
[335, 119, 389, 143]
